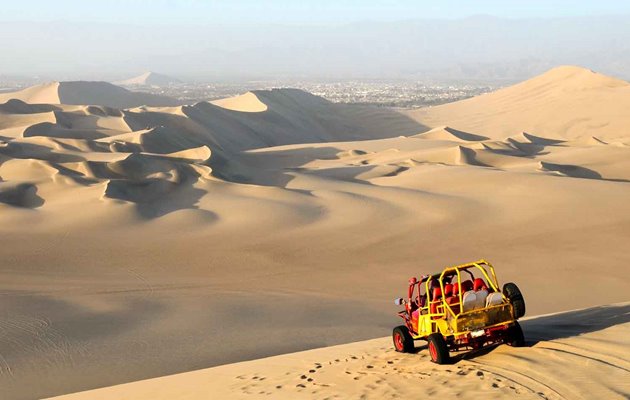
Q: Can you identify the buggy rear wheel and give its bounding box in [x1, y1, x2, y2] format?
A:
[506, 321, 525, 347]
[503, 282, 526, 318]
[427, 333, 450, 364]
[393, 326, 414, 353]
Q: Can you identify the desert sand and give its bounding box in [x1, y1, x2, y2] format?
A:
[1, 66, 629, 399]
[47, 303, 630, 400]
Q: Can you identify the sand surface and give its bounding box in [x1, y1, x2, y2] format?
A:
[1, 66, 629, 399]
[47, 303, 630, 400]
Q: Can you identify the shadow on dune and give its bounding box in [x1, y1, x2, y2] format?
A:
[521, 303, 630, 344]
[0, 141, 85, 163]
[448, 303, 630, 363]
[104, 165, 214, 219]
[0, 99, 62, 114]
[210, 146, 347, 189]
[540, 161, 630, 183]
[0, 183, 45, 208]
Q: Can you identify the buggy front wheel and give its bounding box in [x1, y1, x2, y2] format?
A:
[393, 326, 414, 353]
[427, 333, 450, 364]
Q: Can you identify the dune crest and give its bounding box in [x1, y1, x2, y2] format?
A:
[210, 92, 268, 112]
[412, 125, 489, 141]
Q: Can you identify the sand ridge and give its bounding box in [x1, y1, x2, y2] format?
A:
[0, 81, 181, 108]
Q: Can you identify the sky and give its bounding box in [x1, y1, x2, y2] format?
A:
[2, 1, 630, 81]
[3, 0, 630, 25]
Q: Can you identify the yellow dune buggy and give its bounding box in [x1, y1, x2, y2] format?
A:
[393, 259, 525, 364]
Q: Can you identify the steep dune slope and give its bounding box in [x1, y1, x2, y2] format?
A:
[407, 66, 630, 140]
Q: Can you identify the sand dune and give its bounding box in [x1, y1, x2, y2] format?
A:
[0, 81, 181, 108]
[46, 303, 630, 400]
[0, 87, 420, 220]
[412, 125, 489, 142]
[210, 91, 268, 112]
[115, 71, 182, 87]
[1, 67, 630, 399]
[407, 65, 630, 141]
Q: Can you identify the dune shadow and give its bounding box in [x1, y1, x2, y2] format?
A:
[0, 141, 85, 163]
[484, 142, 550, 158]
[540, 161, 630, 183]
[105, 173, 214, 219]
[0, 99, 62, 114]
[210, 146, 347, 189]
[521, 303, 630, 345]
[414, 303, 630, 364]
[0, 183, 45, 208]
[414, 126, 490, 141]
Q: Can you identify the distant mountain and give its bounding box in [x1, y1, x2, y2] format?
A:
[0, 81, 182, 108]
[1, 16, 630, 81]
[115, 72, 182, 87]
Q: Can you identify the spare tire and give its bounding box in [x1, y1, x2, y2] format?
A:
[503, 282, 526, 318]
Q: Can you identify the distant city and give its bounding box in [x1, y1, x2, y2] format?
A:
[0, 77, 498, 108]
[155, 80, 498, 108]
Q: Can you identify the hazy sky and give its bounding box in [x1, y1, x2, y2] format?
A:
[2, 2, 630, 81]
[4, 0, 630, 24]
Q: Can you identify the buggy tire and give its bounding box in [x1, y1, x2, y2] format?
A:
[427, 333, 450, 364]
[503, 282, 526, 318]
[506, 321, 525, 347]
[393, 326, 414, 353]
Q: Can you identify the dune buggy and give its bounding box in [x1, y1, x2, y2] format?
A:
[392, 259, 525, 364]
